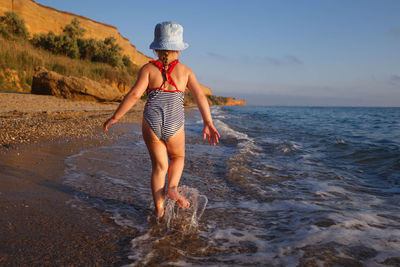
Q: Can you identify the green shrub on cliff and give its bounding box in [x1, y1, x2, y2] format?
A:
[0, 35, 139, 92]
[183, 92, 230, 106]
[31, 18, 83, 59]
[78, 37, 123, 67]
[31, 31, 80, 59]
[31, 18, 129, 68]
[122, 55, 133, 68]
[0, 14, 139, 93]
[207, 95, 228, 105]
[0, 12, 29, 40]
[63, 18, 86, 39]
[103, 37, 122, 65]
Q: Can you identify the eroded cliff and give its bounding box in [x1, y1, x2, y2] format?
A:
[0, 0, 247, 104]
[0, 0, 151, 66]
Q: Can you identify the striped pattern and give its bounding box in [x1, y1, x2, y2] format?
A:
[143, 89, 185, 140]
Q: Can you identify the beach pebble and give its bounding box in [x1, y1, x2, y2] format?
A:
[0, 93, 145, 149]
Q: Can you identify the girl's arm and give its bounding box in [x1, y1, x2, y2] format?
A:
[187, 70, 220, 146]
[103, 65, 149, 131]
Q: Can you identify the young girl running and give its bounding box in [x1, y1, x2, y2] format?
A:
[103, 21, 220, 219]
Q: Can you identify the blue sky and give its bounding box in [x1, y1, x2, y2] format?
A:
[36, 0, 400, 106]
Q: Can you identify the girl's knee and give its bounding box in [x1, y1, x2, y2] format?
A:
[168, 152, 185, 161]
[152, 161, 168, 174]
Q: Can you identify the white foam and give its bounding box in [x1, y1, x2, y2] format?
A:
[204, 200, 400, 265]
[110, 208, 139, 229]
[127, 232, 153, 266]
[210, 106, 223, 116]
[312, 182, 352, 198]
[203, 167, 400, 263]
[99, 173, 135, 188]
[213, 118, 263, 163]
[204, 226, 300, 266]
[60, 106, 400, 265]
[213, 119, 249, 140]
[275, 141, 302, 154]
[165, 260, 196, 267]
[126, 186, 209, 265]
[164, 186, 208, 231]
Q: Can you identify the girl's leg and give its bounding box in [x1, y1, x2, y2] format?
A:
[165, 126, 190, 208]
[142, 120, 168, 218]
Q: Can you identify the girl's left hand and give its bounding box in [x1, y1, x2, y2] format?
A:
[203, 122, 220, 146]
[103, 118, 119, 131]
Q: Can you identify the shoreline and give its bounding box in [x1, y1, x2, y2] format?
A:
[0, 93, 146, 266]
[0, 138, 140, 266]
[0, 92, 202, 266]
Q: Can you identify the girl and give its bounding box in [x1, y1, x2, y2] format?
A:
[103, 21, 220, 219]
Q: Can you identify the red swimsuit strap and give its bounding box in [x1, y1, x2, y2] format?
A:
[149, 59, 180, 92]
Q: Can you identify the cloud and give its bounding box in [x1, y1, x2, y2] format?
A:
[206, 52, 304, 67]
[262, 55, 304, 67]
[286, 55, 303, 65]
[390, 74, 400, 85]
[207, 52, 228, 62]
[264, 56, 281, 66]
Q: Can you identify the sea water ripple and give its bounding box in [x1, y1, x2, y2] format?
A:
[63, 106, 400, 266]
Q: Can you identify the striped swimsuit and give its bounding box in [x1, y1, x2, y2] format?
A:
[143, 59, 185, 140]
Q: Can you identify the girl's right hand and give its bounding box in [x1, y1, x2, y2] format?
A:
[103, 118, 119, 131]
[203, 122, 220, 146]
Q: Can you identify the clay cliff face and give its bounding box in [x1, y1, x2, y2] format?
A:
[224, 97, 246, 106]
[0, 0, 214, 96]
[200, 85, 212, 96]
[0, 0, 151, 66]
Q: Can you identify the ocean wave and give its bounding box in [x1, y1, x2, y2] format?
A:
[275, 141, 302, 154]
[60, 106, 400, 265]
[213, 119, 250, 141]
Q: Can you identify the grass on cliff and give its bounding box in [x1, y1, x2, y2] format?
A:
[0, 36, 234, 106]
[0, 36, 139, 92]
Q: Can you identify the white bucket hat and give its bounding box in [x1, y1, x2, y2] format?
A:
[149, 21, 189, 51]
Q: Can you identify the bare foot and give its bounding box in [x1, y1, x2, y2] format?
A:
[155, 207, 165, 220]
[166, 188, 190, 209]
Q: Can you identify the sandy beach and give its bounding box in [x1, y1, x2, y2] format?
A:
[0, 92, 145, 148]
[0, 92, 144, 266]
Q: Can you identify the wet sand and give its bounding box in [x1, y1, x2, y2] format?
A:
[0, 92, 144, 266]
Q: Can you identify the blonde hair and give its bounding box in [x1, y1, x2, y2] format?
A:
[156, 50, 170, 69]
[154, 50, 179, 88]
[155, 50, 179, 69]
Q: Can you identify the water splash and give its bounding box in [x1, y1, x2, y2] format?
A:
[126, 186, 208, 266]
[164, 185, 208, 232]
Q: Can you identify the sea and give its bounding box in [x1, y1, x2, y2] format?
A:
[62, 106, 400, 266]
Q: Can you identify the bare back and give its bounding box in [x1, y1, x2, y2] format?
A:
[146, 61, 191, 93]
